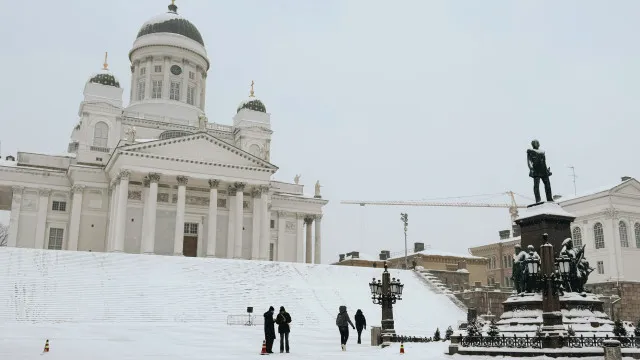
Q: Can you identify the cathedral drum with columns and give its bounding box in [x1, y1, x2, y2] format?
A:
[0, 2, 327, 264]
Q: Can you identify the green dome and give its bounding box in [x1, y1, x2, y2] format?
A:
[89, 72, 120, 88]
[136, 4, 204, 46]
[237, 98, 266, 113]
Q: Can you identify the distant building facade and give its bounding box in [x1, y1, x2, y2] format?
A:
[333, 242, 488, 288]
[469, 234, 520, 288]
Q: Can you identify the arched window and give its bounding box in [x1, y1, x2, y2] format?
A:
[619, 221, 629, 248]
[93, 122, 109, 147]
[490, 256, 496, 269]
[635, 223, 640, 248]
[248, 144, 261, 158]
[594, 222, 605, 249]
[572, 227, 582, 247]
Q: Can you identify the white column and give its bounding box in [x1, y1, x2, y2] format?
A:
[67, 184, 85, 251]
[7, 186, 23, 247]
[226, 186, 236, 258]
[140, 173, 160, 254]
[173, 175, 188, 256]
[139, 178, 151, 253]
[259, 186, 270, 261]
[113, 170, 130, 252]
[250, 188, 261, 259]
[305, 216, 314, 264]
[180, 59, 188, 103]
[234, 182, 245, 258]
[206, 179, 219, 257]
[34, 188, 51, 249]
[144, 56, 152, 100]
[277, 211, 286, 261]
[106, 179, 119, 252]
[163, 56, 171, 100]
[314, 214, 322, 264]
[296, 214, 304, 263]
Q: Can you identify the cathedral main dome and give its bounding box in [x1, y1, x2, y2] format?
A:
[136, 2, 204, 46]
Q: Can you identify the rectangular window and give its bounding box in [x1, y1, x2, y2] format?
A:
[187, 86, 195, 105]
[597, 261, 605, 274]
[183, 222, 198, 235]
[154, 65, 162, 73]
[189, 71, 195, 80]
[170, 81, 180, 100]
[137, 80, 146, 100]
[269, 243, 274, 261]
[140, 67, 146, 76]
[270, 219, 275, 229]
[48, 228, 64, 250]
[52, 201, 66, 212]
[152, 80, 163, 99]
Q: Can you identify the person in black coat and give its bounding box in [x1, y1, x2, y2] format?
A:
[263, 306, 276, 353]
[275, 306, 292, 353]
[354, 309, 367, 344]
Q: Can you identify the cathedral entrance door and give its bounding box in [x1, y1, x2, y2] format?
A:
[183, 236, 197, 257]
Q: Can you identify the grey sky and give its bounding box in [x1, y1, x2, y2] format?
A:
[1, 0, 639, 262]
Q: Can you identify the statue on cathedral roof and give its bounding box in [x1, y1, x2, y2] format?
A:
[294, 174, 301, 184]
[314, 181, 322, 198]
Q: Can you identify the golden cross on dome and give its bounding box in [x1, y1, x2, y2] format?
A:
[250, 80, 255, 97]
[103, 51, 109, 70]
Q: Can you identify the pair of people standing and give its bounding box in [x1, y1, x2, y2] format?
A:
[263, 306, 292, 353]
[335, 306, 367, 351]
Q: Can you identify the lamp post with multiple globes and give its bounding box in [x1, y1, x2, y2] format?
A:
[369, 261, 404, 347]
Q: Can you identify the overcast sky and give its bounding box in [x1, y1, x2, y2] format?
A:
[1, 0, 639, 262]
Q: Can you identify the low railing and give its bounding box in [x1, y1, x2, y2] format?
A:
[459, 334, 640, 349]
[226, 315, 264, 326]
[389, 334, 437, 343]
[90, 146, 111, 153]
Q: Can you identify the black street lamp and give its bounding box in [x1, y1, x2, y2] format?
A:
[369, 262, 404, 347]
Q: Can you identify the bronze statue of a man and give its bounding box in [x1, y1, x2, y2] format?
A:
[527, 139, 553, 203]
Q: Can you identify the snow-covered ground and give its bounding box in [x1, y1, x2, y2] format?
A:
[0, 248, 609, 359]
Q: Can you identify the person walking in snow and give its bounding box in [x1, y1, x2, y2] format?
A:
[336, 305, 355, 351]
[354, 309, 367, 344]
[275, 306, 292, 353]
[263, 306, 276, 353]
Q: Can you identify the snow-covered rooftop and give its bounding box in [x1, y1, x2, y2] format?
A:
[558, 177, 635, 203]
[389, 249, 484, 260]
[515, 202, 575, 221]
[0, 159, 17, 167]
[341, 252, 378, 261]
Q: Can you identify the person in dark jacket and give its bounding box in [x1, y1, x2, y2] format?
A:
[354, 309, 367, 344]
[263, 306, 276, 353]
[275, 306, 292, 353]
[336, 305, 355, 351]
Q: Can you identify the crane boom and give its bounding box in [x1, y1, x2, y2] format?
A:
[340, 200, 526, 208]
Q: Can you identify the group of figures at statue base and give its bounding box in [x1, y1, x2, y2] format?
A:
[511, 237, 595, 295]
[459, 334, 640, 349]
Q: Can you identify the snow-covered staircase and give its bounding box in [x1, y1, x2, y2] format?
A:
[414, 269, 467, 312]
[0, 247, 465, 336]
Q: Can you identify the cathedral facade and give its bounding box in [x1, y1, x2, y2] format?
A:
[0, 2, 327, 263]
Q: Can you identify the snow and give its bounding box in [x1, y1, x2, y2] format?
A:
[515, 202, 575, 221]
[141, 11, 182, 28]
[0, 159, 17, 167]
[134, 138, 157, 143]
[342, 252, 378, 261]
[0, 247, 470, 359]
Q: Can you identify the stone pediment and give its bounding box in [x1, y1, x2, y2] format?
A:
[118, 132, 278, 171]
[611, 179, 640, 197]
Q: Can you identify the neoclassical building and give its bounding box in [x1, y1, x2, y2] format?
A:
[0, 2, 327, 263]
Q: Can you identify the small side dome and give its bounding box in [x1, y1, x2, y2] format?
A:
[88, 52, 120, 88]
[237, 81, 266, 113]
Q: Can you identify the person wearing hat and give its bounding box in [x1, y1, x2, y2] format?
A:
[275, 306, 292, 353]
[263, 306, 276, 353]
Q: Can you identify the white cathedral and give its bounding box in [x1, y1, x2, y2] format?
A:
[0, 2, 327, 263]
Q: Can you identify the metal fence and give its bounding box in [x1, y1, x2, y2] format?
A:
[226, 315, 264, 326]
[459, 334, 640, 349]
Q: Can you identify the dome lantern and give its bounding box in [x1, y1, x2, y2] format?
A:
[237, 80, 267, 113]
[135, 0, 205, 46]
[88, 52, 120, 88]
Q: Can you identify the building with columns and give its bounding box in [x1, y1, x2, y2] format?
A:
[0, 2, 328, 263]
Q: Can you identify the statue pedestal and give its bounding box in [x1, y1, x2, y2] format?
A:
[515, 202, 575, 257]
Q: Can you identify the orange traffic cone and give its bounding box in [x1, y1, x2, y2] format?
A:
[43, 339, 50, 353]
[260, 340, 267, 355]
[400, 342, 405, 354]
